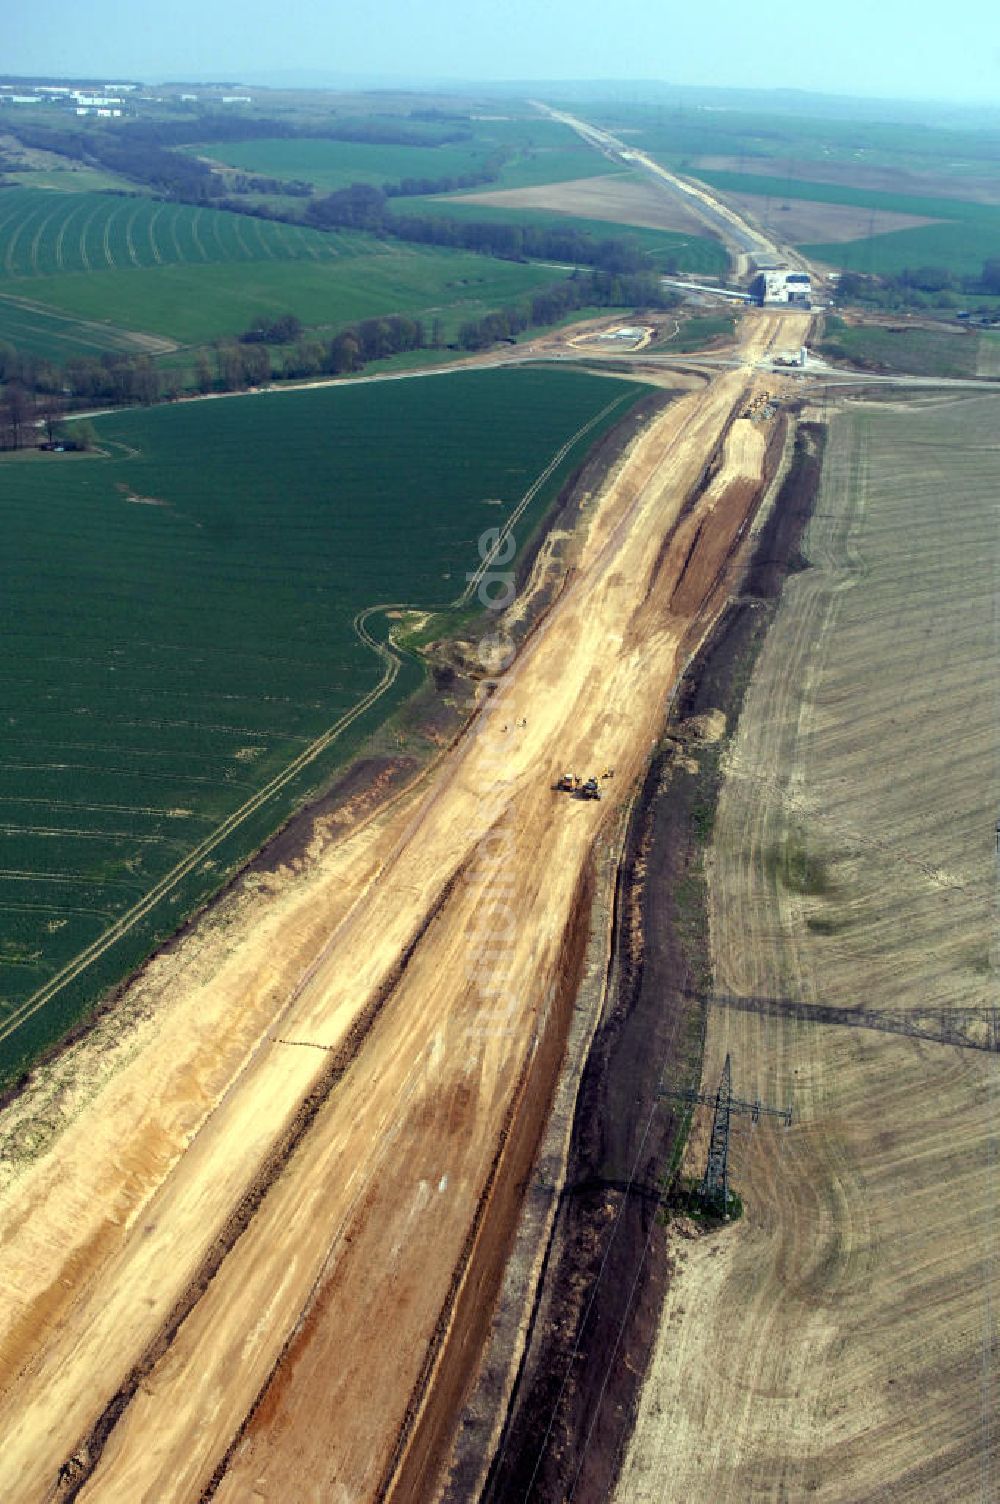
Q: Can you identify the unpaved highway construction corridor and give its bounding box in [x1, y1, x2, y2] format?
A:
[0, 312, 807, 1503]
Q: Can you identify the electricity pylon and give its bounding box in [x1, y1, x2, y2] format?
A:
[660, 1053, 793, 1218]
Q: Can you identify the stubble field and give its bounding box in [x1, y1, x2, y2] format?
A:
[616, 391, 1000, 1501]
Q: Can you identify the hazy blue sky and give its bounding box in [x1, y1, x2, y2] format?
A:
[6, 0, 1000, 104]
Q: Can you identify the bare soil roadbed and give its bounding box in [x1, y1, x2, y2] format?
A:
[0, 312, 807, 1503]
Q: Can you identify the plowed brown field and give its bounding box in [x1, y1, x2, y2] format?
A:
[453, 173, 710, 235]
[616, 392, 1000, 1502]
[0, 313, 808, 1503]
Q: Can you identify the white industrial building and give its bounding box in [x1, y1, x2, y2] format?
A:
[750, 267, 812, 308]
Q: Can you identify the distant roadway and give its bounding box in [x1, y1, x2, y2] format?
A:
[530, 100, 800, 273]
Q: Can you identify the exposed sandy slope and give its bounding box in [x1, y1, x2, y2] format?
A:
[453, 172, 711, 236]
[616, 392, 1000, 1502]
[0, 311, 808, 1503]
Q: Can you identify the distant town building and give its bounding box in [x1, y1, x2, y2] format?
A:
[221, 95, 252, 103]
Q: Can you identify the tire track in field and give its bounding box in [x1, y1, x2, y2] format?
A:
[75, 203, 104, 273]
[0, 798, 210, 827]
[3, 199, 46, 275]
[123, 202, 143, 268]
[458, 392, 632, 606]
[54, 197, 89, 273]
[167, 205, 184, 263]
[0, 194, 30, 245]
[293, 225, 321, 262]
[249, 217, 277, 261]
[28, 199, 66, 276]
[207, 210, 227, 261]
[146, 203, 164, 265]
[190, 208, 207, 262]
[229, 214, 252, 260]
[0, 408, 629, 1051]
[101, 201, 120, 270]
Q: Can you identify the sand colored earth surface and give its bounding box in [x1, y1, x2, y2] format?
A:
[0, 312, 808, 1502]
[714, 189, 940, 244]
[453, 172, 713, 236]
[692, 154, 1000, 206]
[616, 391, 1000, 1501]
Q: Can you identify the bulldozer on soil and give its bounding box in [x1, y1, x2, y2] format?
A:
[554, 772, 602, 800]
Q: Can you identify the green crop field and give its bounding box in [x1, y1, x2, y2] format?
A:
[194, 137, 500, 192]
[801, 221, 1000, 279]
[0, 187, 346, 278]
[192, 118, 611, 195]
[484, 147, 622, 190]
[682, 169, 994, 221]
[588, 103, 1000, 177]
[685, 168, 1000, 278]
[0, 187, 565, 350]
[0, 367, 648, 1082]
[818, 317, 989, 378]
[12, 250, 565, 346]
[0, 292, 164, 358]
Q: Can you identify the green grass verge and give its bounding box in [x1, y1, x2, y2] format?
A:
[819, 318, 987, 378]
[653, 313, 736, 352]
[8, 249, 566, 346]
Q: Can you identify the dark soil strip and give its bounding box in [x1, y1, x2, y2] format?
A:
[479, 420, 828, 1504]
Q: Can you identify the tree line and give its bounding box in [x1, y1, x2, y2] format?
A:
[836, 258, 1000, 313]
[5, 114, 479, 204]
[0, 269, 679, 445]
[304, 181, 653, 274]
[455, 271, 678, 349]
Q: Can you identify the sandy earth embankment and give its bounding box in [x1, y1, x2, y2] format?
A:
[0, 313, 807, 1503]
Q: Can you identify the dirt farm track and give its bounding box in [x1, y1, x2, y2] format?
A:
[0, 310, 813, 1501]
